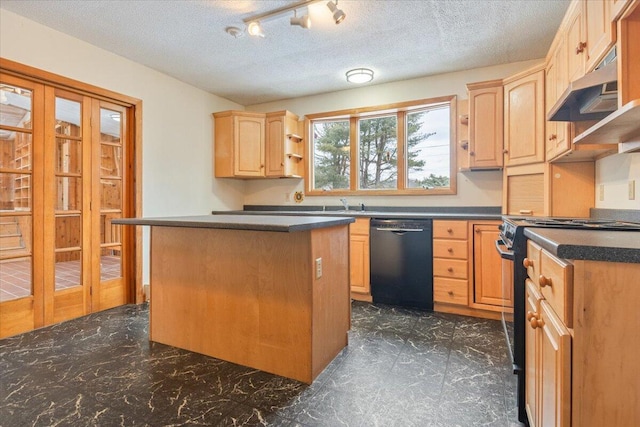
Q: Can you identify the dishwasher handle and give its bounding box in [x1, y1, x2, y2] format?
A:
[375, 228, 424, 233]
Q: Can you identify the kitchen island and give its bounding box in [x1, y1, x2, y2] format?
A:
[115, 215, 354, 383]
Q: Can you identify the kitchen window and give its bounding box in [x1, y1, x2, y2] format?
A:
[306, 96, 456, 195]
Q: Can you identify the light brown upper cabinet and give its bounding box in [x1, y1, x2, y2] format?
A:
[584, 0, 615, 72]
[265, 110, 304, 178]
[465, 80, 504, 169]
[503, 66, 546, 166]
[567, 1, 586, 83]
[214, 111, 265, 178]
[214, 110, 303, 179]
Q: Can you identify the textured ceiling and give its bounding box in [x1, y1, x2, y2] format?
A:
[1, 0, 570, 106]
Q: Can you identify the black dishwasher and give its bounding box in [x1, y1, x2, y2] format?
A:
[369, 219, 433, 310]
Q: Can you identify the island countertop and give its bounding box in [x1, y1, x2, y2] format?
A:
[524, 227, 640, 263]
[114, 214, 355, 232]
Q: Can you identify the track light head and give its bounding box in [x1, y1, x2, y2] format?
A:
[290, 11, 311, 29]
[247, 21, 265, 37]
[326, 1, 346, 24]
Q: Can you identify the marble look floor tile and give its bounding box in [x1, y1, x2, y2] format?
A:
[0, 302, 522, 427]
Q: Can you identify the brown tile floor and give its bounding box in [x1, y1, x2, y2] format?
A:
[0, 255, 121, 302]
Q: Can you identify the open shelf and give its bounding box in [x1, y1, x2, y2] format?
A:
[286, 153, 303, 160]
[286, 133, 303, 141]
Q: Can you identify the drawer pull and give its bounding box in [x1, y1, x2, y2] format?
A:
[447, 267, 454, 272]
[447, 247, 454, 253]
[519, 210, 533, 215]
[539, 275, 552, 288]
[523, 258, 533, 268]
[448, 291, 454, 296]
[447, 228, 453, 233]
[526, 311, 536, 321]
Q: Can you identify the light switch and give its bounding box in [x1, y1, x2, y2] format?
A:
[315, 257, 322, 279]
[629, 180, 636, 200]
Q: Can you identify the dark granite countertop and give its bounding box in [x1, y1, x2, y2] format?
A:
[114, 215, 354, 232]
[212, 206, 502, 221]
[524, 228, 640, 263]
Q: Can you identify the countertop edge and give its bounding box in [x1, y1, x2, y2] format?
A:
[114, 215, 355, 232]
[524, 228, 640, 263]
[211, 210, 502, 221]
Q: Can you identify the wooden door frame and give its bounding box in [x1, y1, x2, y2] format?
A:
[1, 57, 144, 304]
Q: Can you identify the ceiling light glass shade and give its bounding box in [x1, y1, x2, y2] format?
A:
[346, 68, 374, 83]
[247, 21, 265, 37]
[326, 1, 346, 24]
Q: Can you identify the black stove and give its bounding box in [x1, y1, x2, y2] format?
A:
[497, 215, 640, 425]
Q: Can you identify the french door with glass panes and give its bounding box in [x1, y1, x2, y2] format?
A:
[0, 76, 132, 338]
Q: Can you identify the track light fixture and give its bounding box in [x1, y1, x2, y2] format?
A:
[290, 10, 312, 29]
[326, 1, 346, 24]
[238, 0, 346, 38]
[246, 21, 265, 38]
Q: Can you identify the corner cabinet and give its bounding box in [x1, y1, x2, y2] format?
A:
[503, 66, 546, 167]
[213, 110, 303, 179]
[265, 111, 304, 178]
[349, 218, 371, 302]
[214, 111, 265, 177]
[465, 80, 504, 169]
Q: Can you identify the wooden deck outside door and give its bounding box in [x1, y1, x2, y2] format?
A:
[0, 75, 133, 337]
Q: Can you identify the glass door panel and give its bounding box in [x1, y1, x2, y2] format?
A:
[98, 107, 123, 283]
[0, 83, 34, 303]
[54, 97, 83, 292]
[0, 76, 43, 338]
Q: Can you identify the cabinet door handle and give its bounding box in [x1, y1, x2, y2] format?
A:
[469, 151, 475, 156]
[539, 275, 552, 288]
[523, 258, 533, 268]
[503, 149, 509, 154]
[530, 317, 545, 329]
[548, 134, 557, 141]
[576, 41, 587, 54]
[526, 310, 537, 321]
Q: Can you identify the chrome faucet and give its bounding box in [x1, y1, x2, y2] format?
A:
[340, 198, 349, 211]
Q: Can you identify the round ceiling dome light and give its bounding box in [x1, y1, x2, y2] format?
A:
[346, 68, 374, 84]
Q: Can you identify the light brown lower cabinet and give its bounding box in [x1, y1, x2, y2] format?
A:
[349, 218, 371, 302]
[433, 220, 510, 319]
[524, 240, 640, 426]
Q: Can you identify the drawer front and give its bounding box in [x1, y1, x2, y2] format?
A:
[349, 218, 370, 235]
[433, 239, 468, 260]
[433, 220, 468, 240]
[525, 240, 542, 281]
[434, 277, 468, 305]
[434, 258, 468, 279]
[540, 249, 573, 327]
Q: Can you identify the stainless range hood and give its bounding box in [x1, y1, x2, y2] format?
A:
[548, 59, 618, 122]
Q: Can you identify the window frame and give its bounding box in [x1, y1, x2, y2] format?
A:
[305, 95, 457, 196]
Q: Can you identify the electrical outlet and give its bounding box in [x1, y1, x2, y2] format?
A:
[315, 257, 322, 279]
[629, 180, 636, 200]
[599, 184, 605, 201]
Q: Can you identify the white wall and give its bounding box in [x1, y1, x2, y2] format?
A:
[595, 153, 640, 209]
[1, 10, 246, 283]
[243, 60, 542, 208]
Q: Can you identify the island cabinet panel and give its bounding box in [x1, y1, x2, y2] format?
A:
[149, 225, 349, 384]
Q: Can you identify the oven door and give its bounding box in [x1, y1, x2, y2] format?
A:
[495, 238, 515, 361]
